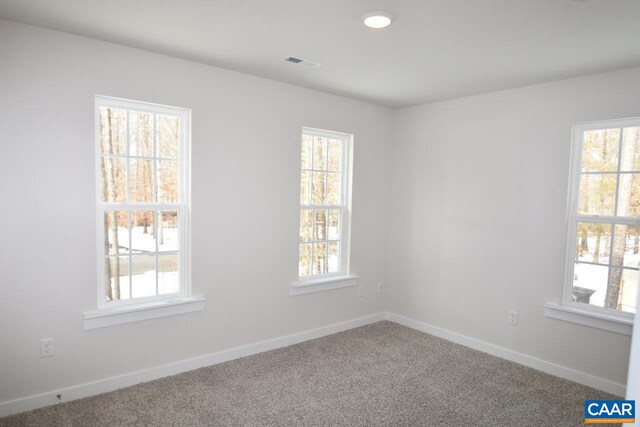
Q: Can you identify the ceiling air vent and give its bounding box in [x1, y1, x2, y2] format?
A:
[285, 56, 321, 68]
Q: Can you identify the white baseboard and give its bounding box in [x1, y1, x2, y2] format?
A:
[0, 312, 386, 418]
[1, 311, 626, 418]
[384, 312, 626, 397]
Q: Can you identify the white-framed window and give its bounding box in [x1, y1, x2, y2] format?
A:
[562, 118, 640, 320]
[294, 128, 354, 293]
[95, 96, 190, 309]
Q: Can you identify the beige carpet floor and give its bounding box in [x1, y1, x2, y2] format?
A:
[0, 321, 619, 426]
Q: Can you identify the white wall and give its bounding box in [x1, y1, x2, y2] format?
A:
[388, 67, 640, 386]
[0, 20, 393, 404]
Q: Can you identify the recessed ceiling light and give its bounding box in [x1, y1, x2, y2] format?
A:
[362, 11, 395, 29]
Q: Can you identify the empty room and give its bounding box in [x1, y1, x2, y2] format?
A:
[1, 0, 640, 425]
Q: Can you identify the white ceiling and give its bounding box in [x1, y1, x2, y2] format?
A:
[1, 0, 639, 108]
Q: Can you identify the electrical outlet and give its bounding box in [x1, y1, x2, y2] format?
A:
[377, 282, 383, 293]
[41, 338, 54, 357]
[358, 285, 364, 297]
[507, 310, 518, 326]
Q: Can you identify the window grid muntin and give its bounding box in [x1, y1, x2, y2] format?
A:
[97, 96, 188, 309]
[102, 206, 182, 303]
[566, 121, 640, 316]
[573, 224, 639, 271]
[299, 207, 342, 276]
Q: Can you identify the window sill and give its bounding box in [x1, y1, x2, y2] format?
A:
[83, 297, 205, 330]
[543, 303, 633, 336]
[290, 275, 359, 296]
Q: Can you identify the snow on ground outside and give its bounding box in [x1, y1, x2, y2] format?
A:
[574, 235, 638, 313]
[114, 226, 178, 253]
[107, 226, 179, 299]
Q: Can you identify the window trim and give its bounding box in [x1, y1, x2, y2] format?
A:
[94, 95, 192, 310]
[544, 303, 632, 335]
[83, 297, 205, 330]
[556, 117, 640, 326]
[290, 275, 359, 296]
[293, 127, 355, 293]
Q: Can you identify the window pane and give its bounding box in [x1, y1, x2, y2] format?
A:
[578, 174, 616, 216]
[131, 211, 155, 253]
[157, 114, 179, 159]
[581, 128, 620, 172]
[621, 127, 640, 172]
[620, 269, 638, 313]
[312, 137, 327, 170]
[99, 107, 126, 155]
[129, 111, 153, 157]
[299, 243, 312, 276]
[129, 159, 154, 202]
[327, 172, 341, 205]
[104, 211, 129, 254]
[312, 242, 327, 275]
[616, 173, 640, 217]
[301, 134, 312, 169]
[328, 209, 340, 240]
[158, 211, 179, 251]
[300, 171, 311, 205]
[158, 254, 179, 295]
[327, 139, 342, 172]
[100, 157, 126, 202]
[105, 256, 129, 301]
[312, 172, 326, 204]
[328, 241, 339, 273]
[314, 209, 327, 241]
[131, 255, 156, 298]
[572, 262, 609, 309]
[157, 160, 179, 203]
[300, 209, 313, 242]
[575, 222, 611, 265]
